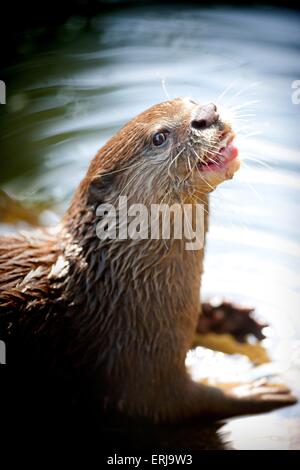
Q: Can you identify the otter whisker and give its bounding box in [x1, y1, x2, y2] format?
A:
[215, 78, 239, 104]
[168, 147, 185, 177]
[160, 78, 171, 100]
[232, 113, 256, 120]
[196, 167, 217, 192]
[238, 161, 264, 200]
[190, 146, 206, 165]
[224, 81, 260, 104]
[229, 99, 261, 112]
[102, 160, 144, 177]
[243, 156, 275, 171]
[197, 145, 224, 161]
[115, 170, 143, 203]
[194, 142, 223, 161]
[193, 187, 233, 206]
[188, 193, 210, 216]
[206, 156, 222, 166]
[197, 142, 221, 153]
[239, 130, 262, 139]
[199, 144, 221, 155]
[234, 124, 256, 132]
[232, 118, 256, 125]
[243, 151, 275, 168]
[192, 137, 221, 149]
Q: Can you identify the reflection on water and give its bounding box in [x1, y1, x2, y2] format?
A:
[1, 5, 300, 449]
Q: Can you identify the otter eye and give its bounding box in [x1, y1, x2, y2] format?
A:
[152, 131, 168, 146]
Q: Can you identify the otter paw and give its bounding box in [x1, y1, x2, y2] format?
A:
[197, 300, 267, 343]
[227, 379, 297, 413]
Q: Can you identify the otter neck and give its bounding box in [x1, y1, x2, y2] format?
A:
[60, 181, 209, 384]
[63, 179, 209, 276]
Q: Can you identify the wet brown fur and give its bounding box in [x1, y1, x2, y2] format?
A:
[0, 98, 295, 427]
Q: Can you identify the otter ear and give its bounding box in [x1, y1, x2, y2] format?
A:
[87, 173, 116, 205]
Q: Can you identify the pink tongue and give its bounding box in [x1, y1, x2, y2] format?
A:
[220, 142, 239, 159]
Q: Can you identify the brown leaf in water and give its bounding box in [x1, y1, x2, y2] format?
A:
[0, 189, 51, 226]
[197, 300, 267, 343]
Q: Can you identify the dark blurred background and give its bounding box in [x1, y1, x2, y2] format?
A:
[1, 0, 299, 69]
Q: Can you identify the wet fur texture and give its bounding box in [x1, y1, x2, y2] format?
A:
[0, 98, 294, 429]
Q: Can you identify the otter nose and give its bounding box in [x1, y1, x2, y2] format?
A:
[191, 103, 219, 130]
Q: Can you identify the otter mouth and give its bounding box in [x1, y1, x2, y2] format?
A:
[197, 132, 238, 172]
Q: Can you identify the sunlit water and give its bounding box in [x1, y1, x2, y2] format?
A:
[1, 5, 300, 449]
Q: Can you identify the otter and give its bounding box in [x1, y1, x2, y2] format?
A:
[0, 98, 296, 427]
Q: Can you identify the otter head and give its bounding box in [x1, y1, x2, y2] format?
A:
[74, 97, 240, 211]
